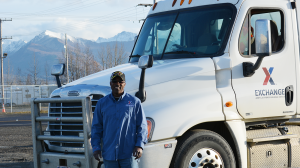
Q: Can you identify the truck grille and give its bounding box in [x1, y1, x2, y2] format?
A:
[48, 94, 103, 149]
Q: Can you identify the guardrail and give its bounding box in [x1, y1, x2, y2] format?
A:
[31, 97, 93, 168]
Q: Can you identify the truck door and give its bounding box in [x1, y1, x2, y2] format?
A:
[230, 2, 297, 119]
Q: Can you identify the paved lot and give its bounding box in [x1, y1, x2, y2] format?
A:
[2, 106, 48, 113]
[0, 113, 47, 168]
[0, 113, 47, 127]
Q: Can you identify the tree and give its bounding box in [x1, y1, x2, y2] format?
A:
[5, 58, 18, 85]
[16, 68, 24, 85]
[25, 74, 32, 85]
[59, 43, 101, 83]
[74, 42, 82, 80]
[98, 41, 126, 70]
[44, 60, 50, 85]
[113, 42, 125, 67]
[83, 45, 101, 76]
[27, 53, 40, 85]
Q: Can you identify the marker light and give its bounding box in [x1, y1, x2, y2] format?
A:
[147, 118, 155, 142]
[180, 0, 185, 6]
[172, 0, 177, 7]
[225, 101, 233, 107]
[189, 0, 192, 4]
[153, 2, 157, 10]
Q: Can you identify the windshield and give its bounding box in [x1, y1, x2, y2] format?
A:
[130, 5, 235, 62]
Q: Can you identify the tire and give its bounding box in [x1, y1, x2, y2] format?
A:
[172, 129, 235, 168]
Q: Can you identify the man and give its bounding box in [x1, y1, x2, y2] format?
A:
[91, 71, 148, 168]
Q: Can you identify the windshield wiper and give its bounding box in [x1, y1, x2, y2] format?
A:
[129, 54, 141, 58]
[164, 50, 196, 55]
[164, 51, 212, 57]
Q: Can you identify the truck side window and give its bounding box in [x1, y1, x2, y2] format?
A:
[239, 15, 249, 55]
[251, 10, 283, 54]
[239, 9, 284, 56]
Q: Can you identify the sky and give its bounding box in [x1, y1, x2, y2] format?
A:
[0, 0, 155, 42]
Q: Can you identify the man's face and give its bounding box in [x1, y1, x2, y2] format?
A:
[110, 76, 126, 96]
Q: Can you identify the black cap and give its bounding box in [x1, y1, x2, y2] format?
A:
[110, 71, 125, 81]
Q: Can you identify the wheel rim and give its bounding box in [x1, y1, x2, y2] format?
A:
[188, 148, 224, 168]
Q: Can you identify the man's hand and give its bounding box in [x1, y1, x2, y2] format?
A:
[133, 146, 143, 160]
[93, 150, 102, 161]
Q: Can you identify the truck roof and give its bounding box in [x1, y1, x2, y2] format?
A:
[148, 0, 239, 16]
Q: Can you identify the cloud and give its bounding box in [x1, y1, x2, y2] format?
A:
[0, 0, 152, 41]
[3, 16, 143, 42]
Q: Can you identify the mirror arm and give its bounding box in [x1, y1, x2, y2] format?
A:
[51, 64, 65, 88]
[243, 56, 265, 77]
[136, 68, 146, 102]
[55, 75, 62, 88]
[136, 55, 153, 102]
[251, 55, 265, 71]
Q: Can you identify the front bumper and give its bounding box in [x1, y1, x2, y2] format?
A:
[45, 140, 85, 153]
[139, 138, 177, 168]
[44, 138, 177, 168]
[39, 152, 99, 168]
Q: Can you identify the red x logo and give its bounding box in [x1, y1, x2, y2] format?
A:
[262, 67, 275, 85]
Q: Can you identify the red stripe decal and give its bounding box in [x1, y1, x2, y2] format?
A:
[262, 67, 270, 85]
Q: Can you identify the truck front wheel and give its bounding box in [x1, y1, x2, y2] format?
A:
[172, 129, 235, 168]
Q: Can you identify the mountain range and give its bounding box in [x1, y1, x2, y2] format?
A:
[96, 31, 136, 43]
[3, 40, 27, 54]
[2, 30, 137, 83]
[3, 30, 136, 55]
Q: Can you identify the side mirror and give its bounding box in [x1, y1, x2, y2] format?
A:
[255, 19, 272, 56]
[136, 55, 154, 102]
[243, 19, 271, 77]
[51, 64, 65, 87]
[138, 55, 153, 69]
[51, 64, 65, 76]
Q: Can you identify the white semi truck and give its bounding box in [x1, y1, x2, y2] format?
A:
[31, 0, 300, 167]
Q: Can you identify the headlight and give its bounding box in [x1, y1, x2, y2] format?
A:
[146, 117, 155, 142]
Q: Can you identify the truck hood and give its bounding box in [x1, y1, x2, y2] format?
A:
[63, 58, 215, 93]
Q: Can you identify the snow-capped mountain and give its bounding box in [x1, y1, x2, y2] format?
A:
[30, 30, 78, 44]
[3, 40, 27, 54]
[4, 30, 135, 78]
[30, 30, 136, 45]
[3, 30, 137, 53]
[96, 31, 137, 43]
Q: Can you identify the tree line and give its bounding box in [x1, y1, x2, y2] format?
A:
[4, 42, 128, 85]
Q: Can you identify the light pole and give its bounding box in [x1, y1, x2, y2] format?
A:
[1, 53, 7, 112]
[0, 18, 12, 113]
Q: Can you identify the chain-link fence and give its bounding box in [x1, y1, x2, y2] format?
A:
[0, 85, 57, 113]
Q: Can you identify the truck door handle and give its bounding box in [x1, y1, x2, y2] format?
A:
[285, 85, 294, 106]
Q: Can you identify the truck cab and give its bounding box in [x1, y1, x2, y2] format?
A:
[35, 0, 300, 168]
